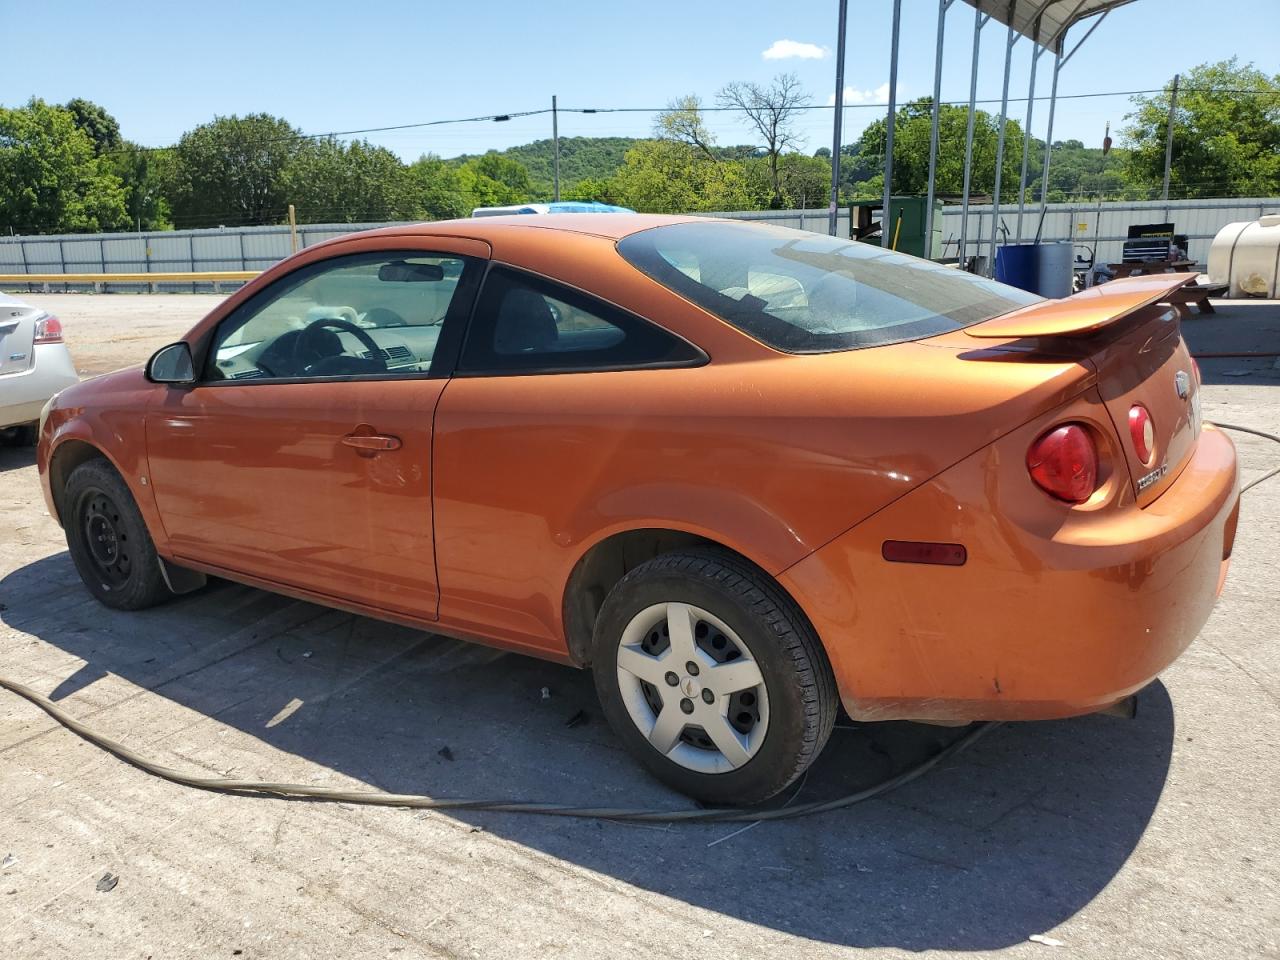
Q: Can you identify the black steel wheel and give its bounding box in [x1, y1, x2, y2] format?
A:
[64, 459, 170, 610]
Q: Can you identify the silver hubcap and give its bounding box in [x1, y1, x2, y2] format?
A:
[616, 602, 769, 774]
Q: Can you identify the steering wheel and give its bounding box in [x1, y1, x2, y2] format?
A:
[291, 317, 385, 374]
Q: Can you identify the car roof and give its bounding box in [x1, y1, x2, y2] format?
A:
[347, 213, 705, 244]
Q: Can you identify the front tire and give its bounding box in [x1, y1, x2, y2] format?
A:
[592, 550, 836, 806]
[64, 459, 170, 610]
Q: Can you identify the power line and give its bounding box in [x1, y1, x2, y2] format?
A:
[96, 85, 1277, 156]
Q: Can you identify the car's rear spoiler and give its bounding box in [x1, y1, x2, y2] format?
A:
[965, 274, 1195, 339]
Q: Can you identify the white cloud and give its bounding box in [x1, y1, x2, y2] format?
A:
[827, 83, 894, 106]
[762, 39, 828, 60]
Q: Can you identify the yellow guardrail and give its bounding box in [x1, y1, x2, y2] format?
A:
[0, 271, 260, 284]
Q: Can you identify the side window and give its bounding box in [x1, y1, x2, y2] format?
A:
[206, 252, 475, 381]
[459, 267, 703, 374]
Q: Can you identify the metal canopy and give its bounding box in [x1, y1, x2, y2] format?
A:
[829, 0, 1136, 273]
[959, 0, 1137, 50]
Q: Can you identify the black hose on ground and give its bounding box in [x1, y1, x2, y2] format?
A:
[0, 673, 994, 823]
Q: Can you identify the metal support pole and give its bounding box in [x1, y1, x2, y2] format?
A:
[880, 0, 903, 248]
[1035, 47, 1063, 242]
[828, 0, 849, 236]
[1031, 10, 1107, 241]
[986, 15, 1018, 276]
[1016, 45, 1045, 242]
[552, 95, 561, 202]
[1161, 74, 1179, 201]
[924, 0, 953, 256]
[958, 7, 987, 267]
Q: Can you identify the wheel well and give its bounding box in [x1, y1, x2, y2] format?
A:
[48, 440, 107, 524]
[563, 529, 791, 668]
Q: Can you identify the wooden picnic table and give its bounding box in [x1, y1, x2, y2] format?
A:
[1101, 260, 1221, 314]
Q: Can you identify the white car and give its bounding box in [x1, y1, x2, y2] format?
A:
[0, 293, 79, 444]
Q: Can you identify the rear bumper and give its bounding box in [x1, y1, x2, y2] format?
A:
[781, 422, 1239, 724]
[0, 343, 78, 428]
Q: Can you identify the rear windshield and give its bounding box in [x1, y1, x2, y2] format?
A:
[617, 221, 1043, 353]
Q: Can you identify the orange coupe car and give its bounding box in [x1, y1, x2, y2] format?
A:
[37, 215, 1239, 803]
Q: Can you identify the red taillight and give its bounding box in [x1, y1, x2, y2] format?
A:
[33, 315, 63, 344]
[1128, 404, 1154, 464]
[1026, 424, 1098, 504]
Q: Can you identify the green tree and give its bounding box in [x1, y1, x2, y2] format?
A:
[654, 95, 717, 160]
[454, 137, 638, 196]
[63, 98, 122, 155]
[0, 98, 128, 233]
[101, 141, 174, 230]
[1122, 59, 1280, 198]
[1039, 139, 1134, 202]
[718, 73, 811, 207]
[454, 152, 535, 209]
[283, 138, 420, 223]
[604, 140, 764, 213]
[408, 154, 470, 220]
[850, 98, 1026, 201]
[166, 114, 305, 227]
[767, 153, 832, 208]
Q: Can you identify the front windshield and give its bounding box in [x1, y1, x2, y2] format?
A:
[618, 221, 1043, 353]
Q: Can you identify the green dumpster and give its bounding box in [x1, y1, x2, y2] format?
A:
[848, 197, 942, 260]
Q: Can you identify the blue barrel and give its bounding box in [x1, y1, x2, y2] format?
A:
[995, 243, 1040, 293]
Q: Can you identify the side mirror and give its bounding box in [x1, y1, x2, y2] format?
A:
[146, 342, 195, 384]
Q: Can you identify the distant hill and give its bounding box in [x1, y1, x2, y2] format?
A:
[453, 137, 642, 191]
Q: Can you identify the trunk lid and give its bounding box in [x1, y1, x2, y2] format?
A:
[1083, 304, 1201, 505]
[964, 275, 1201, 505]
[0, 298, 38, 377]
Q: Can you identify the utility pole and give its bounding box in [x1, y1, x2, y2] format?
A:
[552, 95, 561, 202]
[1161, 74, 1179, 202]
[828, 0, 848, 236]
[288, 204, 299, 253]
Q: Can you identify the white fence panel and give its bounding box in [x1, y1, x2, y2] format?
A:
[4, 202, 1277, 292]
[941, 197, 1280, 267]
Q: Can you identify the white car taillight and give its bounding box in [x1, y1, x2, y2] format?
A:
[34, 314, 64, 344]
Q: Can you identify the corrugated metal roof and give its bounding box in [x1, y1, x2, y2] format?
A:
[960, 0, 1138, 51]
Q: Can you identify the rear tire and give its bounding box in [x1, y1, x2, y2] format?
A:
[592, 549, 837, 806]
[64, 459, 170, 610]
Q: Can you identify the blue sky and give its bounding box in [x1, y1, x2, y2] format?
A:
[4, 0, 1277, 160]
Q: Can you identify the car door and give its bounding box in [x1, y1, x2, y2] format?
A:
[145, 244, 486, 620]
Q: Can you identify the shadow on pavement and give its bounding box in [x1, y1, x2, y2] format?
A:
[0, 444, 37, 474]
[1, 551, 1173, 952]
[1183, 301, 1280, 387]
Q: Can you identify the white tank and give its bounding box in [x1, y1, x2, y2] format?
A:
[1208, 214, 1280, 298]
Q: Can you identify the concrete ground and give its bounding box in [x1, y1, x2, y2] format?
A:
[1, 293, 1278, 960]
